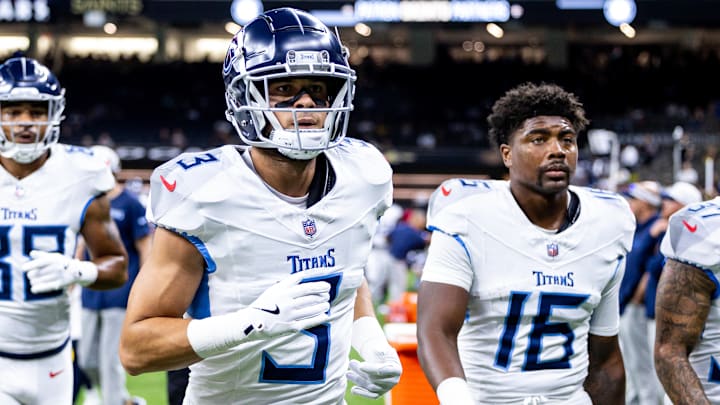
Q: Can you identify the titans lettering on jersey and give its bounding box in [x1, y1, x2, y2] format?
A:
[147, 139, 393, 404]
[423, 180, 635, 404]
[533, 271, 574, 287]
[288, 248, 336, 273]
[0, 207, 38, 220]
[660, 197, 720, 402]
[0, 144, 114, 357]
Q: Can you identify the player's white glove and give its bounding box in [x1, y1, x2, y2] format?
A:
[22, 250, 98, 293]
[347, 316, 402, 399]
[187, 272, 331, 358]
[244, 273, 331, 340]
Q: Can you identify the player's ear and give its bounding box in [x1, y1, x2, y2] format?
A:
[500, 144, 512, 168]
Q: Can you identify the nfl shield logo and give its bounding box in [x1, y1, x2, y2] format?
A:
[547, 243, 559, 257]
[302, 218, 317, 237]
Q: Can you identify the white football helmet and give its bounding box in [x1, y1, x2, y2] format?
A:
[0, 57, 65, 163]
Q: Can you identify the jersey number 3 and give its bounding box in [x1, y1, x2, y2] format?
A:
[259, 273, 342, 384]
[495, 291, 589, 371]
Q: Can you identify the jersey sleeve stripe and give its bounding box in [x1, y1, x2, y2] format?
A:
[428, 225, 472, 264]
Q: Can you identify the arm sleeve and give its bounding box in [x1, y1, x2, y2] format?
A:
[420, 230, 474, 291]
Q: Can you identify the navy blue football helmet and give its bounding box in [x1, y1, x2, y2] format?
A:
[223, 7, 356, 160]
[0, 57, 65, 163]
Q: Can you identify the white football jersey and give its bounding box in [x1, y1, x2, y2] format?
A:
[0, 144, 114, 356]
[147, 139, 392, 404]
[660, 197, 720, 402]
[422, 179, 635, 404]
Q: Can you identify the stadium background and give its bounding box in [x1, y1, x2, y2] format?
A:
[2, 0, 720, 403]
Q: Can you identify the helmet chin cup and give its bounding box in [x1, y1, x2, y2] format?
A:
[277, 148, 322, 160]
[3, 144, 42, 163]
[269, 128, 327, 160]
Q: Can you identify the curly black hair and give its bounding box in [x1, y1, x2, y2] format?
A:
[487, 82, 589, 146]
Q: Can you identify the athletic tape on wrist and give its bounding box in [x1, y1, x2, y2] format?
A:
[351, 316, 391, 359]
[436, 377, 474, 405]
[75, 260, 99, 286]
[187, 310, 254, 358]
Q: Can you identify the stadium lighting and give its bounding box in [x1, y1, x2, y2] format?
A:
[186, 38, 231, 62]
[510, 4, 524, 19]
[83, 10, 106, 27]
[556, 0, 603, 10]
[354, 23, 372, 37]
[224, 22, 241, 35]
[0, 36, 29, 52]
[619, 23, 635, 38]
[354, 0, 510, 22]
[230, 0, 262, 25]
[603, 0, 636, 27]
[64, 36, 158, 61]
[486, 23, 504, 39]
[103, 23, 117, 35]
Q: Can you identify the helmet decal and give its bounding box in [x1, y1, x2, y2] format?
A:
[223, 36, 241, 77]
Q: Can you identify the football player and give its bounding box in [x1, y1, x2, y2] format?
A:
[654, 197, 720, 404]
[0, 56, 128, 404]
[119, 8, 401, 404]
[417, 82, 634, 404]
[77, 145, 152, 405]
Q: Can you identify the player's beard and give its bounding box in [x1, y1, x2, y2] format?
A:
[536, 168, 572, 195]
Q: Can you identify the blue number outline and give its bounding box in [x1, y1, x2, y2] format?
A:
[0, 226, 11, 300]
[259, 273, 343, 384]
[495, 291, 589, 371]
[0, 225, 67, 301]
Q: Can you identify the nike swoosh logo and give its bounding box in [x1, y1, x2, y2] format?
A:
[254, 305, 280, 315]
[160, 175, 177, 192]
[682, 220, 698, 233]
[49, 369, 64, 378]
[441, 186, 452, 196]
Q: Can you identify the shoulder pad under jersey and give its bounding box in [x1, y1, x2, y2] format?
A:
[572, 186, 636, 252]
[661, 198, 720, 271]
[427, 178, 498, 223]
[330, 138, 392, 186]
[56, 144, 115, 194]
[147, 146, 228, 229]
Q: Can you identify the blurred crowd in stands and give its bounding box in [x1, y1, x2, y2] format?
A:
[38, 41, 720, 192]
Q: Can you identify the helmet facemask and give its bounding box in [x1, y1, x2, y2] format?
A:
[226, 50, 355, 160]
[0, 90, 65, 164]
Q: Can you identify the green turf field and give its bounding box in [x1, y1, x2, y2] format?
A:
[121, 370, 383, 405]
[83, 316, 404, 404]
[113, 315, 402, 404]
